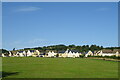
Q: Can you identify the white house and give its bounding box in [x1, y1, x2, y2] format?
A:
[68, 51, 73, 57]
[2, 53, 5, 57]
[32, 50, 40, 57]
[15, 50, 41, 57]
[16, 51, 25, 57]
[47, 51, 56, 57]
[58, 49, 80, 58]
[74, 52, 80, 57]
[8, 51, 12, 57]
[85, 50, 93, 57]
[27, 50, 33, 57]
[36, 50, 40, 55]
[95, 50, 102, 56]
[62, 49, 69, 58]
[115, 51, 119, 57]
[96, 49, 120, 57]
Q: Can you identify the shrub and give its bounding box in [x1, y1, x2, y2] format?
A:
[79, 55, 85, 58]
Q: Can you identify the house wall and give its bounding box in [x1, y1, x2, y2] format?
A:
[102, 53, 115, 57]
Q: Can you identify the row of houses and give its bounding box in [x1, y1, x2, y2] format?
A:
[47, 49, 80, 58]
[85, 50, 119, 57]
[1, 49, 120, 58]
[1, 50, 40, 57]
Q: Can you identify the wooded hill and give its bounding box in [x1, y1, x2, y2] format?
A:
[1, 44, 120, 54]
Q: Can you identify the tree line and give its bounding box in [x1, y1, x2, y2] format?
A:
[24, 44, 103, 53]
[1, 44, 120, 54]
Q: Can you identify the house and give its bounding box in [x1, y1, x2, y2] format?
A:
[0, 49, 9, 57]
[15, 50, 41, 57]
[68, 49, 81, 58]
[11, 51, 19, 57]
[47, 51, 57, 57]
[68, 51, 73, 57]
[58, 49, 80, 58]
[74, 52, 80, 57]
[116, 51, 119, 57]
[85, 50, 94, 57]
[2, 53, 9, 57]
[96, 49, 120, 57]
[16, 51, 25, 57]
[32, 50, 40, 57]
[58, 50, 66, 57]
[36, 50, 40, 55]
[27, 50, 34, 57]
[8, 51, 12, 57]
[8, 51, 15, 57]
[2, 53, 5, 57]
[39, 53, 46, 57]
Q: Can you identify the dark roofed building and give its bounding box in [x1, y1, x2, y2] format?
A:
[18, 51, 23, 53]
[30, 50, 34, 52]
[58, 49, 80, 54]
[102, 49, 120, 53]
[58, 50, 66, 54]
[68, 50, 80, 53]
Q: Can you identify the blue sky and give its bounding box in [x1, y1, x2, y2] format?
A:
[2, 2, 118, 50]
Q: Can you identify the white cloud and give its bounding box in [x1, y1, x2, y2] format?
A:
[16, 6, 41, 12]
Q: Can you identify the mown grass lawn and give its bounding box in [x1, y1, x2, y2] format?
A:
[2, 57, 118, 78]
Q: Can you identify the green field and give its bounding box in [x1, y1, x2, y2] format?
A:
[2, 57, 118, 78]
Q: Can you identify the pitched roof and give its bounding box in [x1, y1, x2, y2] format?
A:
[58, 50, 66, 53]
[11, 51, 17, 54]
[18, 51, 23, 53]
[68, 50, 80, 53]
[58, 49, 80, 53]
[113, 49, 120, 52]
[102, 49, 120, 53]
[30, 50, 34, 52]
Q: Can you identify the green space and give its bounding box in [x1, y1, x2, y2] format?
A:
[2, 57, 118, 78]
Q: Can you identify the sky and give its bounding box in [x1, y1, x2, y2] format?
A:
[0, 2, 2, 49]
[2, 2, 118, 50]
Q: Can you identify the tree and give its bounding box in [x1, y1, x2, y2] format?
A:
[0, 49, 9, 53]
[68, 45, 75, 48]
[13, 48, 15, 51]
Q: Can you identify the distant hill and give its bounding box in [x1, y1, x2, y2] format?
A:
[1, 45, 120, 53]
[9, 45, 120, 53]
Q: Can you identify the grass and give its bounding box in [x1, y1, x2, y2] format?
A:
[2, 57, 118, 78]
